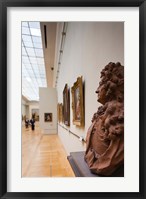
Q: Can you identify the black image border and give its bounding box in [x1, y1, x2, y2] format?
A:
[0, 0, 145, 198]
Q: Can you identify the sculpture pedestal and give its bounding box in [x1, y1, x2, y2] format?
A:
[67, 151, 124, 177]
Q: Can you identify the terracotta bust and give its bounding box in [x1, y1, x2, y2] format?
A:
[84, 62, 124, 176]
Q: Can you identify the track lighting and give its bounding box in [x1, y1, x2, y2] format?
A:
[55, 22, 68, 87]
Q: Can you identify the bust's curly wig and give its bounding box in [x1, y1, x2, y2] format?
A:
[99, 62, 124, 103]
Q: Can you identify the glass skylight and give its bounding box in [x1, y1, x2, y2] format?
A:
[22, 22, 47, 101]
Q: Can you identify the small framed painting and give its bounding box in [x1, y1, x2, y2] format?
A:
[32, 109, 39, 121]
[58, 103, 63, 123]
[44, 113, 52, 122]
[63, 84, 70, 126]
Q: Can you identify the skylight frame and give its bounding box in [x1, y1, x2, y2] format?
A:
[22, 22, 47, 101]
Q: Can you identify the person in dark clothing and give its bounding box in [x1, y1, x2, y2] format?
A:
[25, 118, 29, 129]
[30, 118, 35, 131]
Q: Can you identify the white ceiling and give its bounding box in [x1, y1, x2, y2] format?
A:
[40, 22, 57, 88]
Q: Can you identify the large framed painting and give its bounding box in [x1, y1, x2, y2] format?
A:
[71, 76, 84, 126]
[63, 84, 70, 126]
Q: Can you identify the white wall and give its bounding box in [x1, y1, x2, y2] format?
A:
[22, 104, 26, 117]
[56, 22, 124, 155]
[39, 88, 57, 134]
[22, 98, 27, 117]
[26, 105, 29, 119]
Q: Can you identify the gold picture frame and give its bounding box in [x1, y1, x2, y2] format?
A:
[44, 113, 52, 122]
[63, 84, 70, 126]
[32, 109, 39, 121]
[57, 103, 60, 123]
[71, 76, 84, 126]
[58, 103, 63, 123]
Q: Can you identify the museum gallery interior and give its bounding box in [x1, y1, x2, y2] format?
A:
[22, 22, 124, 177]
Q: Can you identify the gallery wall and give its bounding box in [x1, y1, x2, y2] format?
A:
[56, 22, 124, 155]
[22, 98, 27, 117]
[22, 98, 29, 122]
[39, 88, 57, 134]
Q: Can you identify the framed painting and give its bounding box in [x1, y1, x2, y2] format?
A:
[59, 103, 64, 123]
[71, 76, 84, 126]
[44, 113, 52, 122]
[58, 103, 63, 123]
[32, 109, 39, 121]
[57, 103, 60, 123]
[63, 84, 70, 126]
[0, 0, 146, 199]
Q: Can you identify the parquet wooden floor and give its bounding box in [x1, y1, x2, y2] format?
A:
[22, 124, 75, 177]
